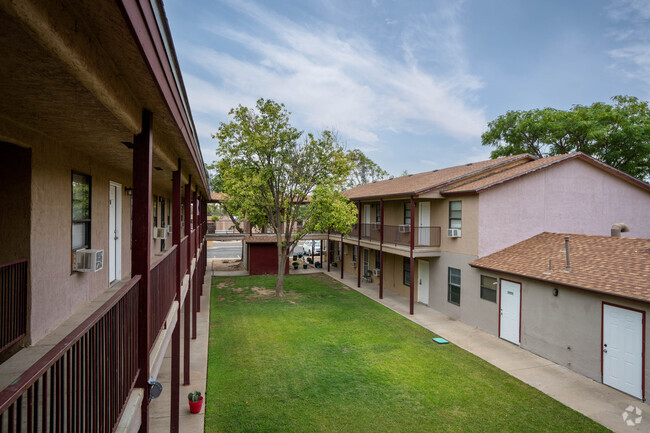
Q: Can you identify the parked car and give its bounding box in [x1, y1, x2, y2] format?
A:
[302, 240, 321, 255]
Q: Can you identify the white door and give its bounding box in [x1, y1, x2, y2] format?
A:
[500, 280, 520, 345]
[363, 204, 371, 236]
[417, 259, 429, 305]
[109, 182, 122, 284]
[418, 202, 430, 246]
[603, 304, 643, 399]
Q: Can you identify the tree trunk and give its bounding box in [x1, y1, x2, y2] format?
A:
[275, 243, 286, 297]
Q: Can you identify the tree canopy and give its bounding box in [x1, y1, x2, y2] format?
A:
[346, 149, 389, 188]
[214, 98, 357, 296]
[481, 95, 650, 181]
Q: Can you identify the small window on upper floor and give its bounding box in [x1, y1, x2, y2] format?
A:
[153, 195, 158, 228]
[449, 201, 462, 229]
[404, 202, 411, 225]
[72, 172, 91, 251]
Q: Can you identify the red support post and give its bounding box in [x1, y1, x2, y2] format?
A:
[183, 177, 192, 385]
[409, 196, 415, 315]
[170, 162, 181, 433]
[131, 109, 153, 432]
[357, 201, 361, 288]
[380, 199, 384, 299]
[192, 189, 198, 339]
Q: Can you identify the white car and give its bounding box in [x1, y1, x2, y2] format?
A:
[302, 240, 321, 255]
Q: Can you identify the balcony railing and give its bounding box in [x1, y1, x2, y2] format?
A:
[0, 276, 140, 433]
[414, 226, 441, 247]
[1, 259, 28, 354]
[359, 223, 381, 242]
[180, 235, 188, 281]
[149, 246, 177, 349]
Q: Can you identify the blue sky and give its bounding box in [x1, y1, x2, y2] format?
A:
[164, 0, 650, 177]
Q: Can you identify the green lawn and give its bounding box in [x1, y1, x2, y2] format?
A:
[206, 274, 608, 433]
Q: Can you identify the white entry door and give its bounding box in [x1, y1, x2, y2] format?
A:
[603, 304, 643, 399]
[500, 280, 521, 345]
[417, 259, 429, 305]
[418, 202, 430, 246]
[109, 182, 122, 284]
[363, 204, 371, 237]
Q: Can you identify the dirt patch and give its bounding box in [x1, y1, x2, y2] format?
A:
[211, 259, 245, 271]
[217, 295, 225, 302]
[251, 286, 275, 296]
[216, 278, 235, 289]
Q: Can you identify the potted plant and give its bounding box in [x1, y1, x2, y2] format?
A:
[302, 263, 308, 269]
[292, 261, 299, 270]
[188, 391, 203, 414]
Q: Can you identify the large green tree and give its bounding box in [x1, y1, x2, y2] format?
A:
[482, 95, 650, 181]
[214, 99, 357, 296]
[346, 149, 389, 188]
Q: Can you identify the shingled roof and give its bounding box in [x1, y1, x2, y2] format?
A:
[443, 152, 650, 195]
[342, 154, 534, 200]
[470, 232, 650, 303]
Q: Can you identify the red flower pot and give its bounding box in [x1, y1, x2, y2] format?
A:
[189, 396, 203, 414]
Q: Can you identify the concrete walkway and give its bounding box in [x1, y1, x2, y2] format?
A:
[149, 268, 212, 432]
[323, 270, 650, 433]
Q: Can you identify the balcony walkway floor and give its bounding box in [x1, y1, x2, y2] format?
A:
[148, 264, 212, 432]
[322, 269, 650, 433]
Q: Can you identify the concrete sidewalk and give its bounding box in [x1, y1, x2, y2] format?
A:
[323, 270, 650, 433]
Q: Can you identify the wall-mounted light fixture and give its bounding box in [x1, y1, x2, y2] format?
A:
[125, 187, 133, 196]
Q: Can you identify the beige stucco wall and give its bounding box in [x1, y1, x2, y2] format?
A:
[513, 277, 650, 398]
[431, 196, 478, 256]
[428, 251, 498, 335]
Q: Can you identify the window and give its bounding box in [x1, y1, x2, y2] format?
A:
[167, 199, 171, 225]
[153, 195, 158, 228]
[352, 245, 358, 262]
[480, 275, 497, 302]
[404, 202, 411, 225]
[375, 203, 381, 222]
[448, 267, 461, 305]
[403, 257, 410, 286]
[449, 201, 462, 229]
[72, 172, 91, 250]
[375, 250, 380, 270]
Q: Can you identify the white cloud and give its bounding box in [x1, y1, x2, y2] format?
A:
[183, 0, 486, 147]
[606, 0, 650, 86]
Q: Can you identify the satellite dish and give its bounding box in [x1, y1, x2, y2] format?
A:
[148, 378, 163, 400]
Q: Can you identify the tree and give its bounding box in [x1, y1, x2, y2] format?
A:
[346, 149, 389, 188]
[205, 162, 246, 233]
[214, 99, 357, 296]
[482, 96, 650, 181]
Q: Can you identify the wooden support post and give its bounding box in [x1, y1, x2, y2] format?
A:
[170, 161, 181, 433]
[183, 177, 192, 385]
[132, 109, 153, 433]
[409, 196, 415, 315]
[357, 202, 361, 288]
[192, 189, 198, 338]
[380, 199, 384, 299]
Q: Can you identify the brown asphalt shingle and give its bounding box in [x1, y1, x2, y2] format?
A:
[470, 232, 650, 302]
[342, 154, 533, 200]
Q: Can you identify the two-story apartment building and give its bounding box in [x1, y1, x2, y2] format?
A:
[329, 152, 650, 336]
[0, 1, 209, 431]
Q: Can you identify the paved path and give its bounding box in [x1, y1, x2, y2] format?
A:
[323, 270, 650, 433]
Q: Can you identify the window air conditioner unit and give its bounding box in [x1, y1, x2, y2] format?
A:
[154, 227, 167, 239]
[399, 224, 411, 233]
[372, 268, 381, 276]
[74, 249, 104, 272]
[447, 229, 462, 238]
[167, 225, 173, 235]
[370, 222, 381, 230]
[351, 261, 357, 268]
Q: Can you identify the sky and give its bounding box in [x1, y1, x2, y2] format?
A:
[164, 0, 650, 177]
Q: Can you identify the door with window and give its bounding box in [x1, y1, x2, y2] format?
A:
[109, 182, 122, 284]
[603, 304, 643, 399]
[363, 204, 371, 237]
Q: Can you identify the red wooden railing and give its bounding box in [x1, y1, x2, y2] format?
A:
[180, 235, 188, 281]
[0, 276, 140, 433]
[149, 246, 177, 350]
[1, 259, 28, 354]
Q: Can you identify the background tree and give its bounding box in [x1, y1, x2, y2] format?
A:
[482, 95, 650, 181]
[215, 99, 357, 296]
[205, 162, 246, 232]
[346, 149, 389, 188]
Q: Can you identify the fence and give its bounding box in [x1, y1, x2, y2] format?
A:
[0, 259, 28, 354]
[149, 246, 177, 349]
